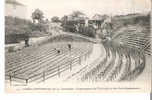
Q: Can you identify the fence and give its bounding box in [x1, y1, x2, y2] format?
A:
[6, 45, 93, 85]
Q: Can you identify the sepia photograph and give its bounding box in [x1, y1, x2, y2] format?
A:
[4, 0, 152, 93]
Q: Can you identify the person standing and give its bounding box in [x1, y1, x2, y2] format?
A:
[68, 44, 72, 51]
[24, 35, 29, 47]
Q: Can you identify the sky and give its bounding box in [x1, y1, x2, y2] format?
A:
[18, 0, 151, 20]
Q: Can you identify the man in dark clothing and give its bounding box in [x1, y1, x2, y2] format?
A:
[57, 50, 61, 54]
[68, 44, 71, 51]
[24, 36, 29, 47]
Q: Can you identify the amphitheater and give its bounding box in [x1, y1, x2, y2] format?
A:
[5, 32, 150, 85]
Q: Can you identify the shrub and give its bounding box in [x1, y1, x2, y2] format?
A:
[62, 21, 77, 32]
[82, 26, 96, 38]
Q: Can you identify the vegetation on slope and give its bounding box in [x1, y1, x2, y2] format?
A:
[5, 16, 49, 44]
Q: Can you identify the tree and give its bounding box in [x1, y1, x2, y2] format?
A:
[61, 15, 68, 23]
[61, 15, 68, 31]
[61, 15, 68, 26]
[70, 11, 85, 18]
[51, 16, 60, 22]
[31, 9, 44, 23]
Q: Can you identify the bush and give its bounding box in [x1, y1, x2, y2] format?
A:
[62, 21, 77, 32]
[81, 26, 96, 38]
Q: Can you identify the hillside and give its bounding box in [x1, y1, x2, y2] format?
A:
[111, 13, 150, 35]
[5, 16, 50, 44]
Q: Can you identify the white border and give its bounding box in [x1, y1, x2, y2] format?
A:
[0, 0, 150, 100]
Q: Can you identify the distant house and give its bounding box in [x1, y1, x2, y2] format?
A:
[5, 0, 27, 19]
[67, 14, 89, 26]
[89, 14, 108, 29]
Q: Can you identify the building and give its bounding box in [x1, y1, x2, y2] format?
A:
[89, 14, 108, 29]
[5, 0, 27, 19]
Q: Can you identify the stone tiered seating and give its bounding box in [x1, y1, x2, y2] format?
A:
[5, 42, 93, 84]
